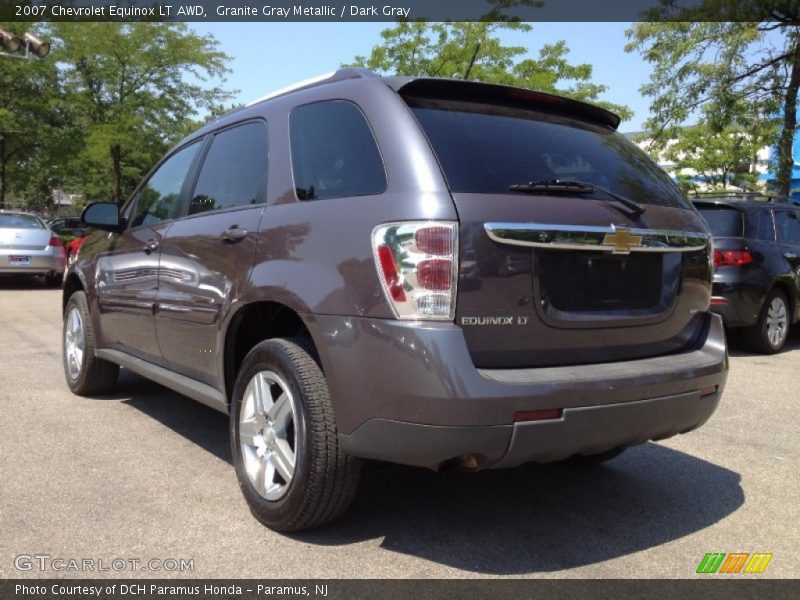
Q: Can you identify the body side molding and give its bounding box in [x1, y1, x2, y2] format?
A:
[95, 348, 228, 414]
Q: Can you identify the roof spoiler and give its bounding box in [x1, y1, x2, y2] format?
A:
[385, 76, 621, 130]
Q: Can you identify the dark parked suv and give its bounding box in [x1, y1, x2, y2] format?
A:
[63, 69, 728, 531]
[693, 194, 800, 353]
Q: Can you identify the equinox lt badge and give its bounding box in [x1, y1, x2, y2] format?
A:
[462, 316, 529, 326]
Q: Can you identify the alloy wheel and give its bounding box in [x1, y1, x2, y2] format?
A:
[238, 370, 297, 501]
[64, 306, 85, 380]
[766, 296, 788, 348]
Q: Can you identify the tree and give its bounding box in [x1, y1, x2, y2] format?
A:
[0, 23, 66, 209]
[626, 3, 800, 196]
[50, 23, 233, 203]
[664, 121, 770, 192]
[348, 22, 632, 120]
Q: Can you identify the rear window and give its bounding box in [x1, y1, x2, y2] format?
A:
[0, 214, 44, 229]
[696, 206, 744, 237]
[408, 100, 690, 209]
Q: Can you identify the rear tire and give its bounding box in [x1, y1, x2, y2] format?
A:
[63, 291, 119, 395]
[231, 337, 362, 532]
[743, 289, 790, 354]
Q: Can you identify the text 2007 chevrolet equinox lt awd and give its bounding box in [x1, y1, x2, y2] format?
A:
[62, 69, 728, 531]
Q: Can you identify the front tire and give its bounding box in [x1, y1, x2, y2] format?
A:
[743, 289, 790, 354]
[63, 291, 119, 395]
[231, 338, 362, 532]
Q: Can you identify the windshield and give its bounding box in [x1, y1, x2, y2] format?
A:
[0, 214, 45, 229]
[409, 101, 690, 210]
[696, 206, 744, 237]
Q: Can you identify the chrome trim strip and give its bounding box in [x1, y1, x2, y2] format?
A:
[484, 222, 709, 254]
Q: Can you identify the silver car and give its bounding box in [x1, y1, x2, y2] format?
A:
[0, 211, 66, 286]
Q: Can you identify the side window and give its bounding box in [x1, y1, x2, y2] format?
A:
[775, 210, 800, 244]
[188, 121, 268, 215]
[290, 100, 386, 201]
[129, 142, 201, 228]
[750, 209, 775, 241]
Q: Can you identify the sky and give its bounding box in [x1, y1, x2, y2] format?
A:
[190, 22, 653, 132]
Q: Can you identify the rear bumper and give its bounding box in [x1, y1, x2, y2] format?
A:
[340, 390, 720, 469]
[307, 312, 728, 469]
[709, 280, 765, 328]
[0, 247, 66, 275]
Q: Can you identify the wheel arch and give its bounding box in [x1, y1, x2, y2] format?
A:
[221, 299, 321, 404]
[62, 272, 85, 315]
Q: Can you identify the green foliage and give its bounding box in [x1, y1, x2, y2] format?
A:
[664, 121, 771, 192]
[0, 22, 68, 209]
[626, 11, 800, 196]
[51, 22, 234, 203]
[348, 22, 632, 120]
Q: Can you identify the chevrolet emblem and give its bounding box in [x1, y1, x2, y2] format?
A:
[602, 226, 643, 254]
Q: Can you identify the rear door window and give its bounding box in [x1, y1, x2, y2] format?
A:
[188, 121, 268, 215]
[775, 210, 800, 244]
[408, 100, 690, 209]
[695, 206, 744, 237]
[290, 100, 386, 201]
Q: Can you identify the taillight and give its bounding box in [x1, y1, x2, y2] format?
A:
[713, 249, 752, 267]
[376, 245, 405, 302]
[49, 234, 62, 247]
[372, 222, 458, 320]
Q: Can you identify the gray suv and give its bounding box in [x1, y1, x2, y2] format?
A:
[63, 69, 728, 531]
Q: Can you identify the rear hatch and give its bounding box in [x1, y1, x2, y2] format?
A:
[694, 201, 755, 276]
[0, 213, 51, 250]
[398, 80, 713, 368]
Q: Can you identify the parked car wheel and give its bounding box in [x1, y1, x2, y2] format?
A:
[231, 338, 362, 532]
[62, 291, 119, 395]
[743, 289, 790, 354]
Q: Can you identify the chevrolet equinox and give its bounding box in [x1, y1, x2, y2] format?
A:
[62, 69, 729, 531]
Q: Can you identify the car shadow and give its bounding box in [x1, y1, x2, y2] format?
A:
[726, 326, 800, 357]
[115, 369, 744, 575]
[0, 275, 55, 290]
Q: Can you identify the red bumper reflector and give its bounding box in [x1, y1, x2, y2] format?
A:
[514, 409, 563, 422]
[710, 296, 729, 306]
[700, 385, 718, 397]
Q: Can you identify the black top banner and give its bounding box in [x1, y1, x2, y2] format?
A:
[3, 0, 800, 22]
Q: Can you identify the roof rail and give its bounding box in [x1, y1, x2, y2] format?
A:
[689, 191, 788, 204]
[244, 68, 378, 107]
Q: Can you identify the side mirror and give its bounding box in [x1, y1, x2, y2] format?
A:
[81, 202, 122, 233]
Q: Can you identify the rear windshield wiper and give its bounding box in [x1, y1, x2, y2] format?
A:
[508, 179, 646, 217]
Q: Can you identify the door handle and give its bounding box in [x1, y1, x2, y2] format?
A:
[222, 226, 248, 243]
[144, 238, 160, 254]
[785, 252, 798, 260]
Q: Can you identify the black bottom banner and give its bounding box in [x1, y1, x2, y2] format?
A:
[1, 579, 799, 600]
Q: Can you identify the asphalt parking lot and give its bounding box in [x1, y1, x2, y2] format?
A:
[1, 277, 797, 579]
